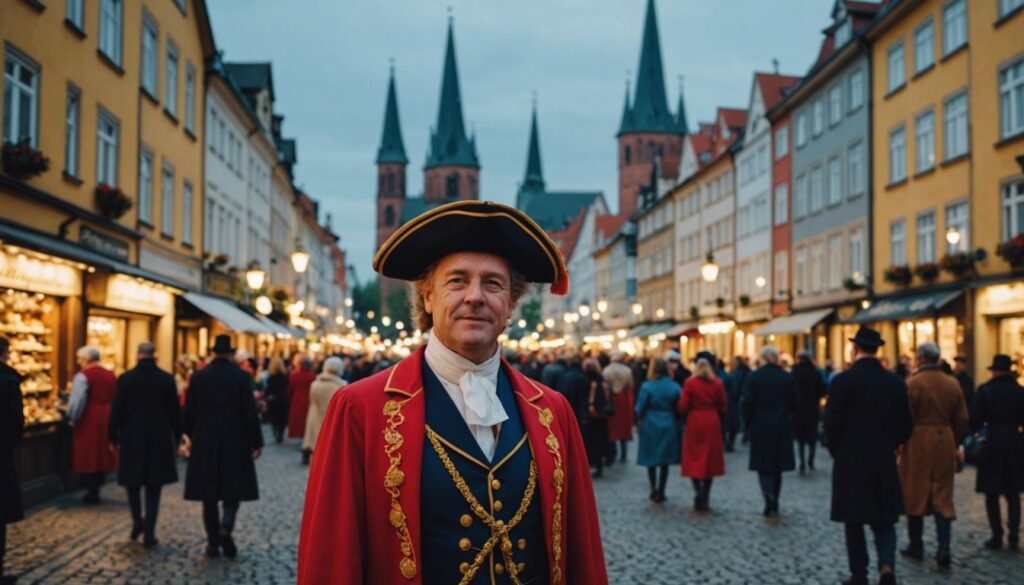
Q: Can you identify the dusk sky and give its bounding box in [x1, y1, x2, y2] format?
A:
[208, 1, 832, 284]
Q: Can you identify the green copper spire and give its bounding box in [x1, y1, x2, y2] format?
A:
[618, 77, 635, 134]
[624, 0, 680, 135]
[376, 62, 408, 165]
[675, 76, 689, 135]
[522, 97, 545, 192]
[425, 16, 479, 169]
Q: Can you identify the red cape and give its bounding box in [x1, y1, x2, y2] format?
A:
[298, 346, 607, 584]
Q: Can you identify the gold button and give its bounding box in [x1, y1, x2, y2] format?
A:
[460, 514, 473, 528]
[493, 500, 503, 512]
[495, 563, 505, 575]
[459, 537, 472, 552]
[491, 479, 501, 490]
[518, 538, 526, 550]
[459, 562, 470, 574]
[502, 539, 513, 553]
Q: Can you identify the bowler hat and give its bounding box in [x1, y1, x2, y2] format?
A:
[987, 354, 1015, 372]
[372, 200, 569, 295]
[695, 350, 716, 363]
[849, 326, 885, 348]
[211, 335, 234, 354]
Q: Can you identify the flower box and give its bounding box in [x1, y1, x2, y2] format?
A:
[883, 265, 912, 286]
[996, 234, 1024, 269]
[939, 252, 975, 278]
[913, 262, 940, 282]
[95, 184, 132, 219]
[842, 277, 866, 291]
[2, 141, 50, 179]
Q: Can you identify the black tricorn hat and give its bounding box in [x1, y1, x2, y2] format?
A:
[987, 354, 1015, 372]
[372, 200, 570, 295]
[849, 326, 885, 348]
[211, 335, 234, 354]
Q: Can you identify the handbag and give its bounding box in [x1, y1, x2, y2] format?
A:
[964, 391, 993, 465]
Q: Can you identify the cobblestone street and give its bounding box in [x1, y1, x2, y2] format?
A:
[6, 429, 1021, 584]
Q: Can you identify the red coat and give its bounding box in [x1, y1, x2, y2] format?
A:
[607, 386, 634, 441]
[678, 376, 726, 479]
[72, 365, 118, 474]
[298, 346, 608, 585]
[288, 369, 316, 439]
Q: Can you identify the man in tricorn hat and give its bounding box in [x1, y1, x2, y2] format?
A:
[825, 326, 913, 585]
[298, 201, 607, 584]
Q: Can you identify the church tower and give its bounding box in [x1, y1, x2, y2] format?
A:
[376, 63, 408, 253]
[617, 0, 686, 217]
[423, 17, 480, 202]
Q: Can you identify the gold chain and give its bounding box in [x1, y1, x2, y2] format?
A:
[425, 426, 537, 585]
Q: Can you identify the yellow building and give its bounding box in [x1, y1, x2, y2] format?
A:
[865, 0, 1024, 379]
[1, 0, 214, 396]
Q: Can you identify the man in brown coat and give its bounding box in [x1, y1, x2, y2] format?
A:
[898, 342, 969, 568]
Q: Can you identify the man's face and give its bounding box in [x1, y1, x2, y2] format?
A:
[424, 252, 514, 363]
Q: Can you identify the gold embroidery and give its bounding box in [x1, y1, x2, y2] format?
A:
[425, 426, 538, 585]
[534, 406, 564, 584]
[383, 398, 418, 580]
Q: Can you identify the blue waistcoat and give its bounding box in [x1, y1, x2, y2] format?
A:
[420, 362, 548, 585]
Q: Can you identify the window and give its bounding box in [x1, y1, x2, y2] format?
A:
[999, 59, 1024, 139]
[835, 18, 852, 47]
[758, 145, 768, 176]
[795, 247, 808, 294]
[849, 69, 865, 111]
[794, 174, 808, 219]
[827, 235, 842, 289]
[182, 180, 193, 245]
[161, 162, 174, 236]
[64, 86, 80, 176]
[141, 16, 158, 96]
[173, 0, 187, 14]
[446, 173, 459, 198]
[1001, 0, 1024, 18]
[889, 125, 907, 183]
[810, 165, 823, 212]
[96, 109, 119, 186]
[774, 126, 788, 159]
[812, 99, 824, 136]
[850, 227, 864, 277]
[774, 251, 788, 298]
[887, 41, 905, 93]
[829, 85, 842, 125]
[811, 242, 823, 293]
[99, 0, 123, 66]
[917, 212, 936, 263]
[1002, 179, 1024, 241]
[914, 18, 935, 74]
[827, 156, 842, 205]
[138, 148, 153, 224]
[848, 141, 865, 197]
[2, 51, 40, 146]
[891, 220, 907, 265]
[165, 41, 178, 117]
[774, 184, 788, 225]
[943, 91, 968, 159]
[796, 114, 807, 147]
[66, 0, 84, 28]
[945, 201, 969, 253]
[942, 0, 967, 57]
[915, 109, 936, 172]
[185, 62, 196, 133]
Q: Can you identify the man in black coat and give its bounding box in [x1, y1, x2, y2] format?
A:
[953, 355, 974, 414]
[108, 342, 181, 548]
[1, 337, 24, 585]
[541, 353, 567, 391]
[743, 346, 799, 516]
[970, 354, 1024, 550]
[825, 326, 913, 585]
[557, 355, 590, 425]
[182, 335, 264, 558]
[792, 350, 827, 472]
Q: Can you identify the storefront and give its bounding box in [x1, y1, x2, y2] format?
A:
[975, 281, 1024, 384]
[697, 319, 736, 362]
[179, 292, 277, 358]
[84, 273, 177, 374]
[846, 290, 965, 368]
[753, 308, 833, 365]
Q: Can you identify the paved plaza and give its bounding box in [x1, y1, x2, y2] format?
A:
[6, 429, 1021, 584]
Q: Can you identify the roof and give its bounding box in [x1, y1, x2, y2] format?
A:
[619, 0, 682, 136]
[755, 73, 802, 111]
[552, 207, 587, 261]
[377, 66, 408, 165]
[277, 138, 297, 166]
[223, 62, 274, 103]
[595, 213, 628, 240]
[517, 190, 602, 233]
[425, 19, 479, 169]
[720, 107, 748, 130]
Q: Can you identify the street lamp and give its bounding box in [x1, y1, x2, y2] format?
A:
[344, 297, 353, 307]
[517, 319, 527, 328]
[395, 321, 405, 330]
[563, 312, 573, 324]
[290, 243, 311, 274]
[381, 315, 392, 327]
[755, 276, 766, 289]
[579, 303, 591, 317]
[945, 226, 961, 246]
[245, 261, 266, 291]
[597, 299, 608, 313]
[631, 302, 643, 316]
[655, 308, 665, 319]
[701, 251, 720, 283]
[544, 318, 555, 328]
[254, 295, 273, 315]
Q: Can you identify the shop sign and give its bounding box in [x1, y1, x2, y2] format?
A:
[735, 303, 771, 324]
[79, 226, 130, 263]
[106, 275, 173, 315]
[204, 271, 242, 302]
[139, 247, 202, 291]
[978, 283, 1024, 316]
[0, 250, 80, 296]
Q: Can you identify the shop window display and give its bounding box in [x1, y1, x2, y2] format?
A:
[998, 317, 1024, 384]
[87, 315, 127, 373]
[1, 290, 62, 426]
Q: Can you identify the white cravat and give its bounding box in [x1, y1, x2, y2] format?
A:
[424, 338, 507, 461]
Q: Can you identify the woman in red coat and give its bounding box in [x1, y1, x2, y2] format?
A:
[69, 346, 119, 504]
[603, 354, 635, 462]
[678, 354, 727, 511]
[288, 355, 317, 463]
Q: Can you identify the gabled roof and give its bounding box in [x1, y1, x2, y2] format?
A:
[425, 18, 478, 169]
[377, 66, 408, 165]
[720, 107, 748, 131]
[552, 207, 587, 262]
[595, 213, 628, 240]
[518, 190, 602, 233]
[756, 73, 802, 111]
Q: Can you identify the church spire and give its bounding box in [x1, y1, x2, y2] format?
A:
[425, 15, 479, 169]
[675, 75, 689, 135]
[376, 61, 408, 165]
[626, 0, 679, 135]
[522, 96, 545, 193]
[618, 77, 635, 134]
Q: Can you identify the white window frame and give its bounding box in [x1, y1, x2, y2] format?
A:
[914, 17, 935, 74]
[829, 85, 842, 126]
[942, 0, 967, 57]
[774, 250, 788, 299]
[99, 0, 123, 66]
[185, 61, 196, 133]
[161, 161, 175, 236]
[945, 200, 969, 253]
[794, 174, 808, 219]
[812, 99, 824, 136]
[887, 41, 905, 93]
[774, 126, 788, 159]
[1002, 178, 1024, 241]
[65, 85, 81, 176]
[66, 0, 84, 29]
[827, 155, 842, 206]
[848, 141, 865, 198]
[96, 108, 119, 187]
[827, 234, 842, 290]
[774, 183, 788, 226]
[891, 220, 907, 266]
[810, 165, 823, 213]
[915, 108, 936, 173]
[810, 242, 824, 293]
[182, 180, 193, 246]
[917, 211, 936, 264]
[999, 58, 1024, 140]
[849, 227, 864, 277]
[1000, 0, 1024, 18]
[141, 15, 158, 97]
[943, 90, 969, 160]
[889, 125, 907, 183]
[849, 68, 865, 111]
[2, 49, 40, 147]
[165, 40, 179, 118]
[796, 114, 807, 147]
[138, 147, 153, 224]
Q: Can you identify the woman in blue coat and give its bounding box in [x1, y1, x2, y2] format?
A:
[635, 357, 682, 503]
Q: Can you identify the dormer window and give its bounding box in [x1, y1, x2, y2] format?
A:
[835, 18, 852, 47]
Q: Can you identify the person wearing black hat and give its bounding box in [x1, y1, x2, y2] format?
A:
[298, 201, 607, 584]
[825, 326, 913, 585]
[181, 335, 263, 558]
[969, 354, 1024, 550]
